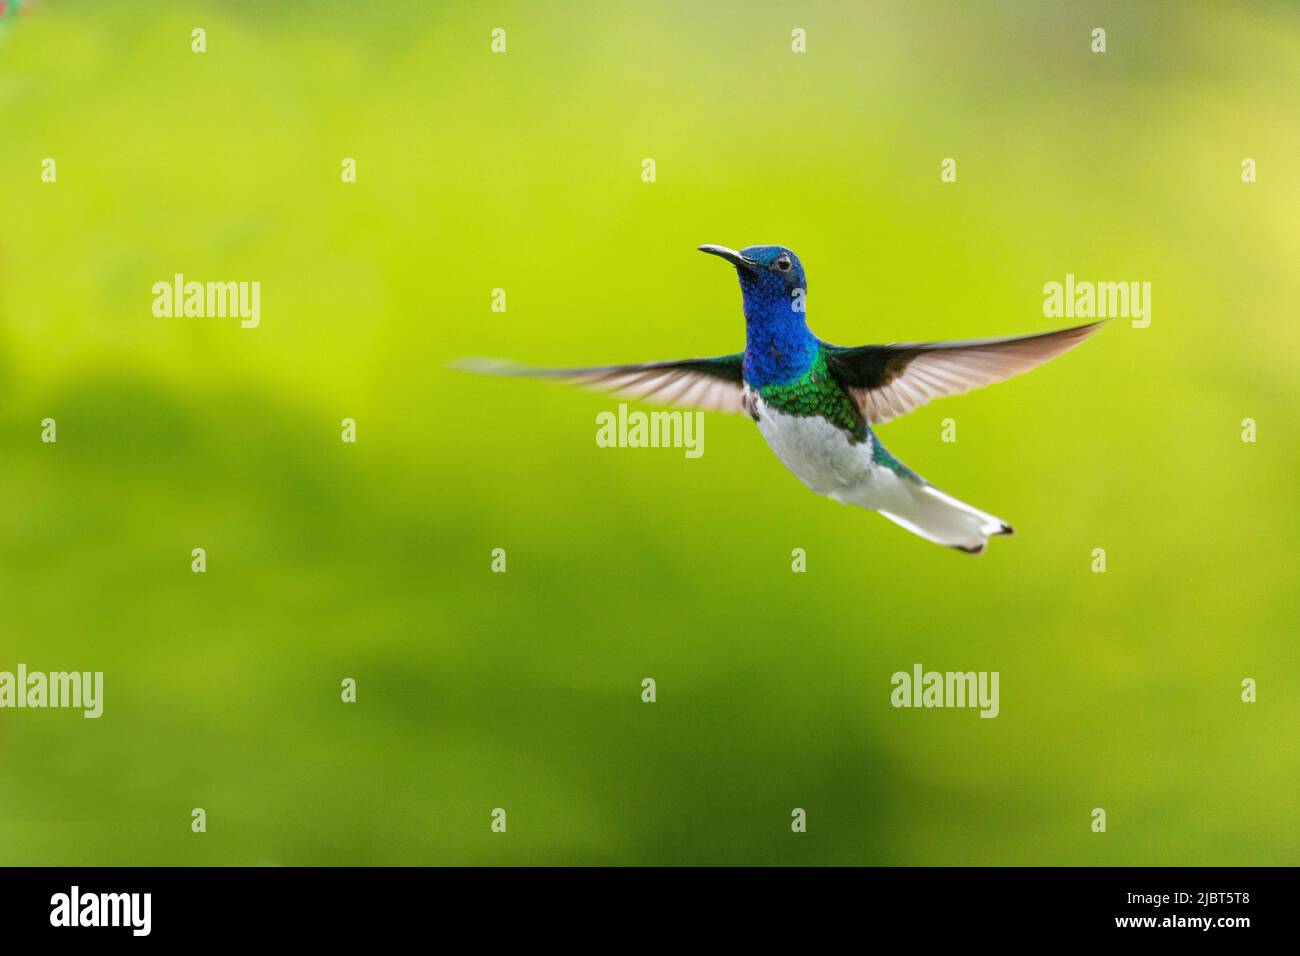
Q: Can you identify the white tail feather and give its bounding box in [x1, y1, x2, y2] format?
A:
[876, 483, 1013, 554]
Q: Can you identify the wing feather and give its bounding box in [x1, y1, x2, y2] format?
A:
[452, 354, 747, 414]
[827, 321, 1104, 424]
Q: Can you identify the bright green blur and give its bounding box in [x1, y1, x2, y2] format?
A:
[1, 1, 1296, 866]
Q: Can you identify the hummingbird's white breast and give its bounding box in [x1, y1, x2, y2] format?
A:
[746, 389, 1009, 553]
[747, 390, 886, 500]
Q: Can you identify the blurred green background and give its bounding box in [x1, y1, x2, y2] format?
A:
[1, 1, 1296, 865]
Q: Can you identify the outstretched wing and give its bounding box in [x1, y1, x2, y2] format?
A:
[825, 320, 1104, 424]
[453, 354, 747, 414]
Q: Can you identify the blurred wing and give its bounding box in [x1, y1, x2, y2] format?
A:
[453, 354, 746, 414]
[826, 321, 1104, 424]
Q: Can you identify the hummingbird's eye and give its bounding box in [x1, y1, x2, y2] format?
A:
[775, 256, 792, 272]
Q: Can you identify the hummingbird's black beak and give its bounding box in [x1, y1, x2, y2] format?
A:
[698, 244, 756, 271]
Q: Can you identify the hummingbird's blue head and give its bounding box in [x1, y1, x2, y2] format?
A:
[699, 244, 816, 386]
[698, 244, 807, 324]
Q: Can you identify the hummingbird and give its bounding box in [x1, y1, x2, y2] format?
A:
[459, 245, 1103, 554]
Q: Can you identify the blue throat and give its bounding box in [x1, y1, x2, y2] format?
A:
[739, 276, 819, 387]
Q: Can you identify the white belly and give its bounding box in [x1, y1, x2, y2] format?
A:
[751, 394, 884, 501]
[748, 391, 1011, 552]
